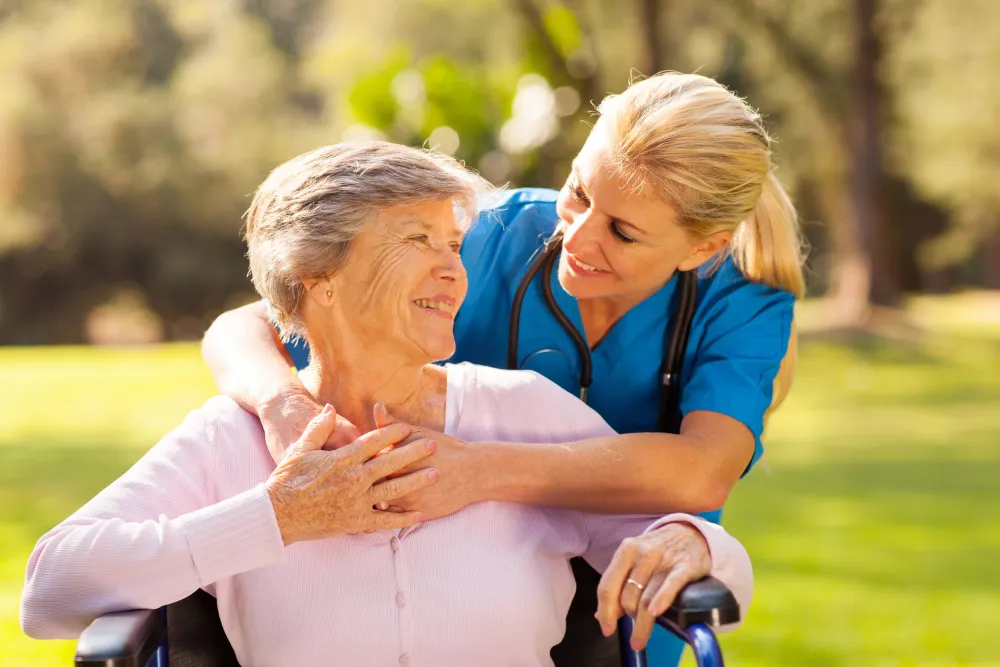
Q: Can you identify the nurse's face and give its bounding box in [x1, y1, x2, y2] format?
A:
[326, 198, 467, 363]
[555, 123, 728, 304]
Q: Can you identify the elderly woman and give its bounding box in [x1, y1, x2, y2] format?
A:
[20, 142, 752, 667]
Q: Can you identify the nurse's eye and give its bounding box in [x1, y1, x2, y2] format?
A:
[571, 182, 591, 206]
[610, 221, 635, 244]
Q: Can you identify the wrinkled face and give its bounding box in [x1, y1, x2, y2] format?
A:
[329, 198, 467, 363]
[555, 124, 716, 304]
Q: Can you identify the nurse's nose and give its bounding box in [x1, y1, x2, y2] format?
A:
[562, 208, 603, 255]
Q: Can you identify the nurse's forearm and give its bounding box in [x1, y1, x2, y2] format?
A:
[201, 300, 305, 415]
[482, 412, 754, 514]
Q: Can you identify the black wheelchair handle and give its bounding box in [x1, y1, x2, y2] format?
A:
[75, 608, 164, 667]
[661, 575, 741, 628]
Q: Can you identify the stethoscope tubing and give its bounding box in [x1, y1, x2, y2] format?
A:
[507, 233, 697, 433]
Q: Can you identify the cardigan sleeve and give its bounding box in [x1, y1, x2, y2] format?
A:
[19, 399, 286, 639]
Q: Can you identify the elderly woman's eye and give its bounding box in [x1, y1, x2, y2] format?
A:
[449, 241, 462, 253]
[408, 235, 430, 244]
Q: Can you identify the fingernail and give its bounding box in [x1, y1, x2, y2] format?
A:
[428, 469, 439, 482]
[426, 439, 437, 452]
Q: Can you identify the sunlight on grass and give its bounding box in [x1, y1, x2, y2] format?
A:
[0, 345, 218, 667]
[3, 297, 999, 666]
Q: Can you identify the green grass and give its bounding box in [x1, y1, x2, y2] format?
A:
[3, 299, 999, 666]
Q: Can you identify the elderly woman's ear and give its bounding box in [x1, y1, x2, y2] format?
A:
[304, 279, 337, 307]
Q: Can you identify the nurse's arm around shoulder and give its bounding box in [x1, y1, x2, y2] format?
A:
[476, 287, 794, 515]
[201, 299, 361, 462]
[483, 410, 755, 515]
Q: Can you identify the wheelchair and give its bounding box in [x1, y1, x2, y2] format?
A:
[72, 575, 737, 667]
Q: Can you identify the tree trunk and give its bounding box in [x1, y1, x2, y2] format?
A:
[640, 0, 664, 74]
[850, 0, 902, 307]
[982, 225, 1000, 290]
[818, 173, 872, 325]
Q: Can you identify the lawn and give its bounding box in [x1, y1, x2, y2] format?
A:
[2, 296, 999, 666]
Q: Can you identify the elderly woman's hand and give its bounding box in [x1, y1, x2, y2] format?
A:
[595, 521, 713, 651]
[258, 387, 361, 463]
[265, 405, 439, 544]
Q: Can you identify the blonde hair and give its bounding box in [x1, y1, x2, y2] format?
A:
[245, 141, 489, 340]
[597, 72, 806, 299]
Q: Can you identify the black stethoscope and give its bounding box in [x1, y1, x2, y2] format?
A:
[507, 233, 698, 434]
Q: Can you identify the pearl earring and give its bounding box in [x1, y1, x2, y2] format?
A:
[325, 290, 332, 298]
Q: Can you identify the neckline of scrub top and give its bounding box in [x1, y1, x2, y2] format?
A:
[546, 256, 680, 367]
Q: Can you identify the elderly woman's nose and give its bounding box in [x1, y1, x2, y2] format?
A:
[431, 252, 464, 282]
[431, 248, 465, 281]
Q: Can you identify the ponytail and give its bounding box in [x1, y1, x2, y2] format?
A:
[730, 172, 806, 299]
[734, 173, 803, 418]
[598, 72, 804, 417]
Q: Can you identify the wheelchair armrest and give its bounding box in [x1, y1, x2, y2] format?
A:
[75, 609, 164, 667]
[661, 575, 740, 629]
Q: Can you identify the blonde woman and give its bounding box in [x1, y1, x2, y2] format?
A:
[201, 72, 801, 666]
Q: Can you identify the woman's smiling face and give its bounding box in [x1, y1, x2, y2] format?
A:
[555, 124, 720, 305]
[327, 198, 468, 363]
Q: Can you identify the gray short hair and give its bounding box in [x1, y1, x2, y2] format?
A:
[244, 141, 491, 340]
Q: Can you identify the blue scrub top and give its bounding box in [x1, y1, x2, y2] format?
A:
[284, 187, 793, 665]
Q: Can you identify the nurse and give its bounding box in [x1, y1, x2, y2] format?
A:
[201, 72, 803, 666]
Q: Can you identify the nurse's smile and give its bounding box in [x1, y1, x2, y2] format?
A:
[565, 253, 610, 277]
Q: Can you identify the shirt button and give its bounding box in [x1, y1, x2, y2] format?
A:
[390, 537, 400, 552]
[395, 591, 407, 608]
[399, 653, 410, 666]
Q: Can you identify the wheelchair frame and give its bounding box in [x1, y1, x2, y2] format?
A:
[72, 575, 737, 667]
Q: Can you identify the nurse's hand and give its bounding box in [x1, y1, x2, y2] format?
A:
[380, 427, 487, 521]
[595, 522, 713, 651]
[258, 386, 361, 463]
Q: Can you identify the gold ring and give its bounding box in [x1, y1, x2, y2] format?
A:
[626, 578, 645, 591]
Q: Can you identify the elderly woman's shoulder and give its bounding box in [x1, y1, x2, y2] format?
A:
[203, 395, 263, 429]
[173, 396, 265, 447]
[450, 361, 556, 394]
[448, 362, 615, 440]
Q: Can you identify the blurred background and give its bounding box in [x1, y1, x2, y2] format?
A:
[1, 0, 998, 665]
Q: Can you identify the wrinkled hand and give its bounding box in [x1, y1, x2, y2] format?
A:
[375, 422, 485, 521]
[258, 387, 361, 464]
[265, 405, 439, 545]
[596, 522, 712, 651]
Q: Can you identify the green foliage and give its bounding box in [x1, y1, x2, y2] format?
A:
[542, 4, 583, 58]
[1, 0, 999, 341]
[885, 0, 1000, 266]
[348, 49, 411, 131]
